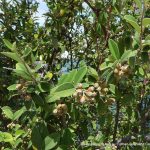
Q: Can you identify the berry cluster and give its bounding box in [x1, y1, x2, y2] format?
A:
[53, 104, 68, 116]
[114, 63, 131, 79]
[16, 79, 31, 101]
[94, 82, 109, 96]
[73, 83, 97, 103]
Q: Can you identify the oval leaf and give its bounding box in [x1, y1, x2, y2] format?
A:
[124, 15, 141, 33]
[108, 39, 120, 60]
[1, 106, 13, 120]
[47, 83, 75, 103]
[142, 18, 150, 27]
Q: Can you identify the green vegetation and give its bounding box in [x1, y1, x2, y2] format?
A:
[0, 0, 150, 149]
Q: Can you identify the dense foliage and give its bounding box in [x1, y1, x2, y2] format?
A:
[0, 0, 150, 149]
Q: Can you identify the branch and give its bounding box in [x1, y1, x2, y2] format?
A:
[113, 100, 120, 143]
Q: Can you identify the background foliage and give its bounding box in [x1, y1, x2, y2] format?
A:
[0, 0, 150, 149]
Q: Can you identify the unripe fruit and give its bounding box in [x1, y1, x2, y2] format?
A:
[121, 65, 129, 73]
[114, 68, 119, 74]
[53, 109, 58, 115]
[94, 83, 99, 88]
[103, 88, 108, 92]
[61, 104, 68, 111]
[88, 86, 95, 92]
[54, 104, 68, 116]
[77, 83, 83, 89]
[73, 92, 78, 98]
[118, 70, 124, 76]
[92, 92, 97, 97]
[16, 84, 23, 90]
[80, 96, 86, 103]
[97, 87, 101, 91]
[25, 95, 31, 101]
[85, 91, 93, 97]
[116, 63, 121, 69]
[76, 89, 83, 96]
[59, 9, 65, 16]
[57, 104, 63, 109]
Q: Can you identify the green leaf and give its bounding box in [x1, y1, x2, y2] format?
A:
[1, 106, 13, 120]
[61, 129, 74, 145]
[143, 40, 150, 46]
[47, 83, 75, 103]
[56, 146, 68, 150]
[88, 66, 98, 80]
[14, 63, 32, 80]
[134, 0, 142, 11]
[142, 18, 150, 27]
[13, 106, 26, 121]
[106, 70, 113, 83]
[58, 66, 87, 85]
[23, 46, 32, 57]
[141, 52, 149, 63]
[1, 52, 21, 62]
[14, 69, 32, 80]
[37, 82, 51, 92]
[31, 125, 43, 150]
[43, 133, 60, 150]
[31, 93, 45, 106]
[124, 15, 141, 33]
[7, 84, 17, 91]
[120, 50, 137, 62]
[16, 63, 28, 72]
[108, 39, 120, 60]
[109, 84, 116, 94]
[100, 62, 114, 70]
[0, 132, 14, 143]
[113, 0, 116, 5]
[73, 66, 87, 84]
[58, 70, 77, 85]
[3, 39, 13, 51]
[15, 130, 25, 139]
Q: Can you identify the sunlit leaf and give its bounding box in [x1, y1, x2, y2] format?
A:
[124, 15, 141, 33]
[108, 39, 120, 60]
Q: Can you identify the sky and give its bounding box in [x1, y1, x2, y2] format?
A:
[36, 0, 48, 25]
